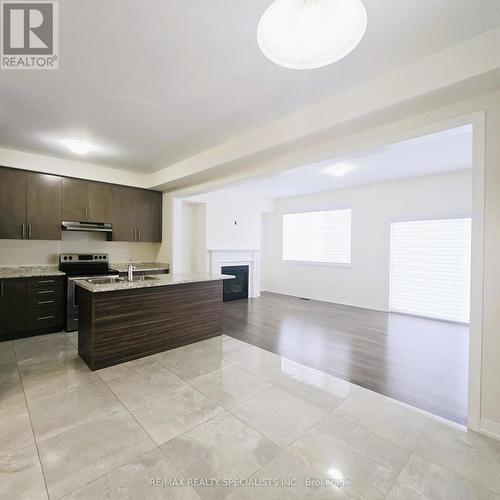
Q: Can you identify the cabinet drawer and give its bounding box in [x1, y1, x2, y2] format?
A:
[27, 286, 63, 308]
[27, 308, 63, 331]
[27, 276, 63, 289]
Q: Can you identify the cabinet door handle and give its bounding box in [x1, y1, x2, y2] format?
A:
[37, 300, 54, 305]
[85, 207, 88, 220]
[22, 224, 26, 239]
[38, 315, 55, 320]
[37, 290, 55, 294]
[133, 228, 136, 241]
[138, 229, 141, 241]
[28, 224, 32, 239]
[38, 279, 55, 284]
[0, 282, 3, 297]
[89, 207, 93, 220]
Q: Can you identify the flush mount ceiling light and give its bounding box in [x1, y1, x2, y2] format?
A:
[64, 139, 93, 155]
[257, 0, 367, 70]
[323, 162, 357, 176]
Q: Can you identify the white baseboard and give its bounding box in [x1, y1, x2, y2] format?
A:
[480, 418, 500, 441]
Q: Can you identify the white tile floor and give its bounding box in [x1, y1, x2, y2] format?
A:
[1, 332, 500, 499]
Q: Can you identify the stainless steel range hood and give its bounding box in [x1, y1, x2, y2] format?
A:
[62, 221, 113, 233]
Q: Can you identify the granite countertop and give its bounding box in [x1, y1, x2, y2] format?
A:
[0, 266, 65, 279]
[111, 262, 170, 273]
[0, 262, 170, 280]
[74, 273, 234, 293]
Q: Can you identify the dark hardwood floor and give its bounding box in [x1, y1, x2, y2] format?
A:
[223, 292, 468, 425]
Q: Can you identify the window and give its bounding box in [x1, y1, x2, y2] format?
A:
[390, 218, 471, 323]
[282, 208, 352, 265]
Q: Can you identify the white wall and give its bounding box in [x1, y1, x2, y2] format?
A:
[262, 171, 472, 311]
[159, 189, 274, 273]
[181, 203, 195, 273]
[0, 232, 161, 266]
[186, 190, 274, 251]
[180, 202, 207, 273]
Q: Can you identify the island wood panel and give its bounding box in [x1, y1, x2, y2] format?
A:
[78, 280, 223, 370]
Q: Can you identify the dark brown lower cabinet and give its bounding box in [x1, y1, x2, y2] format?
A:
[0, 278, 27, 338]
[0, 276, 64, 341]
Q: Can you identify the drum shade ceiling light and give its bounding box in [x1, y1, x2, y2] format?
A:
[257, 0, 367, 69]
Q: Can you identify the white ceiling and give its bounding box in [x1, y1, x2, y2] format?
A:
[0, 1, 498, 172]
[229, 125, 473, 199]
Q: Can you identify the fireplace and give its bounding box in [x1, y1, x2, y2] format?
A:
[209, 249, 260, 298]
[222, 265, 249, 301]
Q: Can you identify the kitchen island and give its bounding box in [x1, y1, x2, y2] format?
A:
[75, 273, 233, 370]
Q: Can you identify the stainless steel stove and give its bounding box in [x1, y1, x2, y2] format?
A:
[59, 253, 119, 332]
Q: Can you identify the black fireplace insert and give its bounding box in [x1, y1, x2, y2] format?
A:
[222, 265, 249, 301]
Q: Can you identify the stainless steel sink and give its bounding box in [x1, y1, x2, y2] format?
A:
[129, 275, 160, 281]
[85, 275, 160, 285]
[85, 277, 126, 285]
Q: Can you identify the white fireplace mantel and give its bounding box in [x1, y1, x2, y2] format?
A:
[208, 249, 260, 298]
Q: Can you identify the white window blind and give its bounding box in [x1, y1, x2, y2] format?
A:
[390, 218, 471, 323]
[282, 209, 352, 264]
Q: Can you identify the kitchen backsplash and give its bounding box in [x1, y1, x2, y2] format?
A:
[0, 232, 161, 265]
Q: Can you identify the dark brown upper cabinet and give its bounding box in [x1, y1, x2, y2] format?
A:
[0, 167, 27, 239]
[137, 190, 162, 242]
[112, 186, 162, 242]
[1, 166, 161, 242]
[27, 173, 62, 240]
[0, 167, 61, 241]
[112, 186, 140, 242]
[62, 178, 113, 223]
[89, 182, 113, 223]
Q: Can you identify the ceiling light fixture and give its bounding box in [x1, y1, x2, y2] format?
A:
[64, 139, 93, 155]
[257, 0, 367, 70]
[324, 163, 357, 176]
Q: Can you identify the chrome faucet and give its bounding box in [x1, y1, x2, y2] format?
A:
[127, 260, 136, 281]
